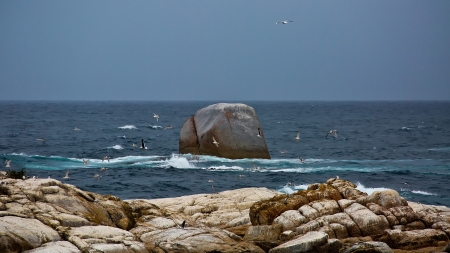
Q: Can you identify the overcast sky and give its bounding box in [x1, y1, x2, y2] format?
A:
[1, 1, 449, 101]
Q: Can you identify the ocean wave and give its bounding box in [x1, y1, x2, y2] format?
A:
[277, 184, 309, 195]
[118, 125, 137, 130]
[411, 190, 437, 196]
[355, 182, 391, 195]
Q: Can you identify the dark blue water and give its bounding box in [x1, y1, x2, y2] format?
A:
[1, 101, 449, 206]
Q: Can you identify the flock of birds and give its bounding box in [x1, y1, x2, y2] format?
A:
[210, 128, 338, 161]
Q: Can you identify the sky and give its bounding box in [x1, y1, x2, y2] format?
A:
[1, 1, 450, 101]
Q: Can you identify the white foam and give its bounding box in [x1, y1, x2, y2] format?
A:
[203, 165, 245, 171]
[165, 155, 195, 168]
[118, 125, 137, 129]
[355, 182, 391, 195]
[277, 184, 308, 194]
[428, 147, 450, 151]
[108, 145, 124, 150]
[412, 190, 437, 196]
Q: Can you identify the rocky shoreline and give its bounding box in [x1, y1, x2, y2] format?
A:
[0, 176, 449, 253]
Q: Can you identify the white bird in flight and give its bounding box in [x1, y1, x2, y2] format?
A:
[63, 171, 70, 180]
[5, 160, 11, 168]
[326, 130, 338, 138]
[276, 20, 293, 25]
[295, 131, 300, 142]
[212, 137, 219, 147]
[153, 113, 159, 122]
[102, 156, 110, 162]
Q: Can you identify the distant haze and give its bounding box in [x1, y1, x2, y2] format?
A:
[1, 1, 449, 101]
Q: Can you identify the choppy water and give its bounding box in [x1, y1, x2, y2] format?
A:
[1, 101, 449, 206]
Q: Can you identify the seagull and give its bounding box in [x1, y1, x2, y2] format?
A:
[82, 159, 89, 165]
[208, 179, 214, 183]
[141, 139, 146, 149]
[336, 175, 340, 180]
[298, 156, 305, 163]
[238, 175, 245, 180]
[326, 130, 338, 138]
[63, 171, 70, 180]
[276, 20, 293, 25]
[5, 160, 11, 168]
[180, 220, 186, 229]
[36, 138, 45, 143]
[94, 174, 102, 179]
[100, 167, 108, 172]
[132, 143, 138, 147]
[279, 150, 287, 154]
[74, 127, 81, 131]
[257, 128, 262, 138]
[212, 137, 219, 147]
[295, 131, 300, 142]
[164, 125, 174, 130]
[102, 156, 110, 162]
[402, 182, 412, 191]
[153, 113, 159, 122]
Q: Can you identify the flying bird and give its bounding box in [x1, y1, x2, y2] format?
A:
[295, 131, 300, 142]
[102, 156, 110, 162]
[402, 182, 412, 191]
[74, 127, 81, 131]
[298, 156, 305, 163]
[94, 174, 102, 179]
[326, 130, 338, 138]
[82, 159, 89, 165]
[153, 113, 159, 122]
[164, 125, 174, 130]
[276, 20, 293, 25]
[63, 171, 70, 180]
[5, 160, 11, 168]
[212, 137, 219, 147]
[141, 139, 146, 149]
[36, 138, 45, 143]
[257, 128, 262, 138]
[180, 220, 186, 229]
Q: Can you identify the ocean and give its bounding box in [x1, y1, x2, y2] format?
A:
[1, 101, 449, 207]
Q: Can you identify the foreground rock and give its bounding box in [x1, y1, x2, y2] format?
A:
[179, 103, 271, 159]
[1, 176, 450, 252]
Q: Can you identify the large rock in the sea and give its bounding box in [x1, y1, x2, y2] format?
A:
[179, 103, 271, 159]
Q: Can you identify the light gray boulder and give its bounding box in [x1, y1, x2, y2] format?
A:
[268, 231, 329, 253]
[179, 103, 270, 159]
[22, 241, 81, 253]
[66, 225, 147, 253]
[141, 227, 264, 253]
[341, 241, 393, 253]
[0, 216, 61, 252]
[344, 203, 390, 236]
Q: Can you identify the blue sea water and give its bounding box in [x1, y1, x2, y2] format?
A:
[0, 101, 449, 206]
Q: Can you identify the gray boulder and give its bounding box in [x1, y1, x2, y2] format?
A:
[179, 103, 270, 159]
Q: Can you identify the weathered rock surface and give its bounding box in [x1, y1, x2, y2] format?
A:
[0, 216, 61, 252]
[179, 103, 271, 159]
[1, 177, 450, 253]
[22, 241, 81, 253]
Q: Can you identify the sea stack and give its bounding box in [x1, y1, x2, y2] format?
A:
[179, 103, 271, 159]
